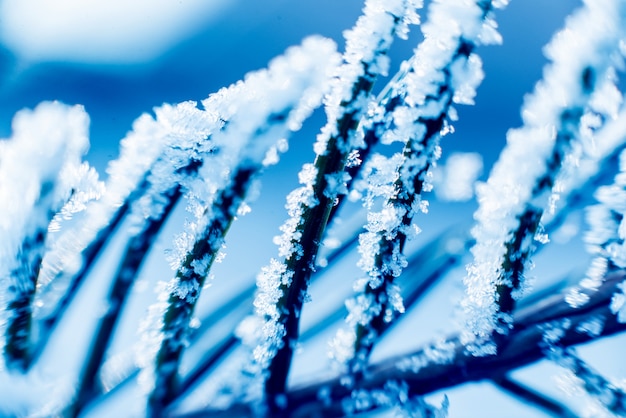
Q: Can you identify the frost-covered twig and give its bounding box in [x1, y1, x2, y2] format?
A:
[462, 0, 626, 351]
[70, 190, 181, 417]
[243, 0, 422, 410]
[141, 37, 340, 415]
[70, 81, 260, 416]
[33, 100, 220, 362]
[0, 102, 99, 370]
[337, 0, 508, 373]
[282, 271, 626, 417]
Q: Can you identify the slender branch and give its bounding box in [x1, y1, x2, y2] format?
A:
[493, 375, 578, 418]
[284, 271, 626, 417]
[463, 0, 626, 346]
[0, 103, 91, 371]
[344, 0, 503, 374]
[145, 37, 339, 416]
[68, 186, 181, 417]
[554, 350, 626, 416]
[255, 3, 422, 410]
[148, 167, 256, 416]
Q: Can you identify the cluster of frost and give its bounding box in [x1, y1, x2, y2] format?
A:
[0, 102, 101, 367]
[462, 0, 626, 349]
[136, 36, 340, 401]
[333, 0, 509, 368]
[241, 0, 424, 402]
[566, 150, 626, 309]
[36, 99, 219, 309]
[547, 69, 624, 217]
[396, 339, 457, 374]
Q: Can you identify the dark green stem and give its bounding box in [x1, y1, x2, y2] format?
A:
[149, 167, 254, 416]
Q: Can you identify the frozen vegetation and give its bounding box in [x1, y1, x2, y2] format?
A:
[2, 0, 626, 417]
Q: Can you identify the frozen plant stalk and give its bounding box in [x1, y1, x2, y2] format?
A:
[244, 0, 422, 410]
[336, 0, 509, 375]
[0, 102, 97, 370]
[462, 0, 626, 353]
[142, 36, 340, 415]
[70, 101, 223, 416]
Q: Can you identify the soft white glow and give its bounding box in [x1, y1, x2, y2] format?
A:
[0, 0, 231, 64]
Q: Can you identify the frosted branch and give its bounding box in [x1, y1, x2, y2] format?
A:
[239, 0, 424, 411]
[336, 0, 508, 374]
[0, 102, 91, 370]
[462, 0, 626, 350]
[139, 36, 340, 415]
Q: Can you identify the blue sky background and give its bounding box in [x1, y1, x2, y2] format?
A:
[0, 0, 581, 173]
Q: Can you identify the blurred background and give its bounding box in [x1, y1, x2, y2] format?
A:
[4, 0, 623, 417]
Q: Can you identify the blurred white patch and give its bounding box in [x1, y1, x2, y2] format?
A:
[434, 152, 483, 202]
[0, 0, 231, 64]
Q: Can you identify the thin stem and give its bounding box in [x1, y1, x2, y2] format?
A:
[556, 350, 626, 416]
[69, 186, 181, 417]
[149, 167, 255, 416]
[262, 2, 419, 406]
[493, 375, 578, 418]
[5, 186, 56, 370]
[284, 272, 626, 416]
